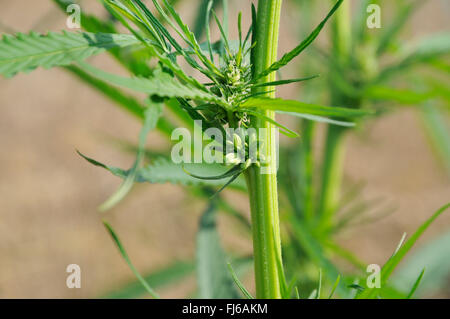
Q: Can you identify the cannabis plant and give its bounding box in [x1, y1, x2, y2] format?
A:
[0, 0, 448, 299]
[292, 0, 450, 230]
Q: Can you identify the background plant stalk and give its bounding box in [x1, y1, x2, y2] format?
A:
[318, 0, 353, 231]
[245, 0, 283, 299]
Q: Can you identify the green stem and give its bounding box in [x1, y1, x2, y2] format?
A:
[330, 0, 351, 62]
[300, 120, 316, 222]
[317, 0, 352, 231]
[317, 125, 347, 231]
[245, 0, 283, 299]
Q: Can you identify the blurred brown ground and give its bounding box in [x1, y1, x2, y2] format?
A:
[0, 0, 449, 298]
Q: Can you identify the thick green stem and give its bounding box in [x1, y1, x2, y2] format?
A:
[245, 0, 283, 299]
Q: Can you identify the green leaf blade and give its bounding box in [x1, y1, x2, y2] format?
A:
[242, 97, 373, 119]
[358, 203, 450, 299]
[392, 231, 450, 298]
[99, 101, 163, 212]
[78, 153, 246, 191]
[196, 203, 240, 299]
[77, 61, 227, 106]
[103, 221, 160, 299]
[227, 263, 254, 299]
[406, 269, 425, 299]
[102, 260, 195, 299]
[0, 32, 140, 77]
[254, 0, 343, 80]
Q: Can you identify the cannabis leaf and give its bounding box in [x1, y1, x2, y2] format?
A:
[78, 153, 246, 191]
[0, 32, 140, 77]
[77, 61, 227, 107]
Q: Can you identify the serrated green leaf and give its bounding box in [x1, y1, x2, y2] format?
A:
[55, 0, 155, 76]
[77, 61, 227, 107]
[138, 159, 246, 190]
[78, 153, 246, 191]
[0, 31, 140, 77]
[53, 0, 117, 33]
